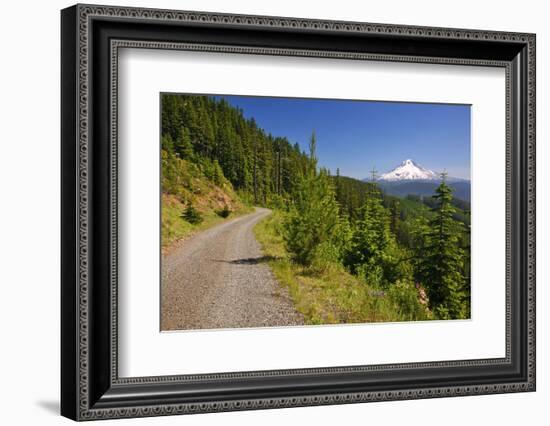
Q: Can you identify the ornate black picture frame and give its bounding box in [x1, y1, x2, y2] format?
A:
[61, 4, 536, 421]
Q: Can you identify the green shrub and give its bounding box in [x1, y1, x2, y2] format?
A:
[309, 241, 344, 274]
[355, 262, 384, 288]
[267, 194, 288, 210]
[182, 203, 203, 224]
[216, 204, 231, 218]
[386, 281, 430, 321]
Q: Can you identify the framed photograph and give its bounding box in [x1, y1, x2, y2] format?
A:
[61, 4, 536, 421]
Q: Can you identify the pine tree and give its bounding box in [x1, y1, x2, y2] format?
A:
[174, 128, 193, 159]
[345, 188, 395, 286]
[161, 95, 183, 141]
[414, 174, 468, 319]
[161, 134, 174, 152]
[335, 168, 341, 201]
[389, 199, 401, 235]
[182, 203, 203, 224]
[283, 132, 350, 266]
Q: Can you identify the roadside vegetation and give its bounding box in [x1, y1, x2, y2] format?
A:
[254, 210, 430, 324]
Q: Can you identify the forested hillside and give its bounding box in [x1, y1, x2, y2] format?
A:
[161, 94, 471, 322]
[377, 180, 471, 202]
[162, 94, 310, 206]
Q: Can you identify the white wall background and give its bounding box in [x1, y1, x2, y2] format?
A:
[0, 0, 546, 424]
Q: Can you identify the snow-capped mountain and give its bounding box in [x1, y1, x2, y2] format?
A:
[378, 159, 438, 181]
[363, 159, 471, 202]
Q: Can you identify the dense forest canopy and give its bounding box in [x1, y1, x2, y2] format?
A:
[161, 93, 471, 320]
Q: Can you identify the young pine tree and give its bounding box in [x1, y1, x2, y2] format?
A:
[414, 174, 468, 319]
[283, 131, 350, 267]
[345, 189, 399, 286]
[182, 202, 203, 224]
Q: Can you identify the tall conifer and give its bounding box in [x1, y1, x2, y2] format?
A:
[415, 174, 467, 319]
[283, 132, 350, 266]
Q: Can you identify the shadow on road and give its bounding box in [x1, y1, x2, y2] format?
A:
[212, 255, 276, 265]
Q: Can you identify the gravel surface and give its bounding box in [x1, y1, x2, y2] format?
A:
[161, 207, 304, 331]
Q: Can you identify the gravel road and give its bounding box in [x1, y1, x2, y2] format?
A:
[161, 207, 304, 331]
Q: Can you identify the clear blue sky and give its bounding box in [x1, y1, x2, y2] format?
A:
[214, 95, 471, 180]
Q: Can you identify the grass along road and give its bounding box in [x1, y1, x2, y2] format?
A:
[161, 207, 304, 331]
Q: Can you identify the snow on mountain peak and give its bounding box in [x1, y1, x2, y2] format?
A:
[378, 159, 438, 181]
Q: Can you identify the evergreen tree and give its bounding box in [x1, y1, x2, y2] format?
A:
[161, 134, 174, 152]
[414, 174, 468, 319]
[182, 203, 203, 224]
[174, 128, 193, 159]
[345, 188, 396, 286]
[283, 132, 350, 266]
[335, 168, 341, 201]
[161, 95, 183, 141]
[389, 199, 401, 235]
